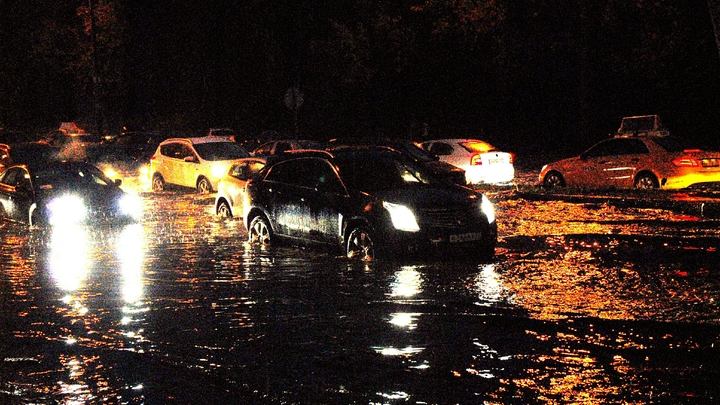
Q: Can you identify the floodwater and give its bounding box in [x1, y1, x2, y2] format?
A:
[1, 182, 720, 404]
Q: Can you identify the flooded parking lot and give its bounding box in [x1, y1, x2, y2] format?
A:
[1, 183, 720, 404]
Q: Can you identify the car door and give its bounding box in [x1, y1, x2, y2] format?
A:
[303, 159, 346, 245]
[176, 143, 200, 188]
[262, 158, 344, 245]
[261, 159, 311, 239]
[580, 138, 649, 187]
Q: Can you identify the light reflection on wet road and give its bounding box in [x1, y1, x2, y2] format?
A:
[1, 188, 719, 404]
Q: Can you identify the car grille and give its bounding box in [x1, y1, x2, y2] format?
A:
[701, 158, 720, 168]
[419, 207, 481, 229]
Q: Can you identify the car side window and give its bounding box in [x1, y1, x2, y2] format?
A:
[1, 167, 29, 188]
[617, 138, 649, 155]
[585, 138, 649, 158]
[428, 142, 453, 156]
[230, 161, 265, 180]
[266, 159, 344, 192]
[584, 140, 618, 158]
[254, 143, 274, 155]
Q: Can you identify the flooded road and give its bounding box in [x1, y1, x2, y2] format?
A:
[1, 186, 720, 404]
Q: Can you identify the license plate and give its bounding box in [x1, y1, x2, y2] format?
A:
[449, 232, 483, 243]
[488, 158, 503, 164]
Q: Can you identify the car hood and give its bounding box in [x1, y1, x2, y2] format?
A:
[369, 183, 479, 208]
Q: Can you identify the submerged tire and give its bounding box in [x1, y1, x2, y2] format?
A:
[248, 215, 272, 246]
[543, 171, 565, 188]
[152, 174, 165, 192]
[634, 173, 659, 189]
[346, 226, 375, 261]
[197, 177, 212, 193]
[217, 200, 232, 218]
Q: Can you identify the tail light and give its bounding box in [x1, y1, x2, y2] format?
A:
[509, 152, 515, 165]
[470, 154, 482, 165]
[672, 156, 700, 167]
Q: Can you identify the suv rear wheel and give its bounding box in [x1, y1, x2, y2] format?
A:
[152, 174, 165, 191]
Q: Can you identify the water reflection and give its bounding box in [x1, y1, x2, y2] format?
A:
[41, 223, 149, 403]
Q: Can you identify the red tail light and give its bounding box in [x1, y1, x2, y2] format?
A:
[470, 154, 482, 165]
[509, 152, 515, 165]
[672, 156, 700, 167]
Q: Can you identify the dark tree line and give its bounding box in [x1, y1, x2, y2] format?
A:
[1, 0, 719, 155]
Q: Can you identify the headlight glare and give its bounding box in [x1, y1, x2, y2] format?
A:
[48, 195, 87, 225]
[119, 194, 143, 220]
[211, 163, 227, 179]
[383, 201, 420, 232]
[481, 194, 495, 224]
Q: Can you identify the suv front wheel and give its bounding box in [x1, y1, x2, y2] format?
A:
[197, 177, 212, 193]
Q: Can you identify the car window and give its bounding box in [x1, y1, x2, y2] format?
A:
[651, 136, 694, 152]
[462, 140, 496, 153]
[274, 142, 291, 154]
[194, 142, 249, 161]
[265, 158, 342, 191]
[1, 167, 29, 188]
[585, 138, 649, 158]
[253, 142, 274, 155]
[428, 142, 454, 156]
[229, 160, 265, 180]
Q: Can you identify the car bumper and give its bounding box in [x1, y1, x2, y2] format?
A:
[661, 170, 720, 189]
[464, 165, 515, 185]
[377, 222, 498, 258]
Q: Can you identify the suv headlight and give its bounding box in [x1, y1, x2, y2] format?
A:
[48, 195, 87, 225]
[119, 194, 143, 220]
[383, 201, 420, 232]
[481, 194, 495, 224]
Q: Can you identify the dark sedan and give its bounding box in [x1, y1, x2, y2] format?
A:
[243, 148, 496, 261]
[0, 161, 142, 226]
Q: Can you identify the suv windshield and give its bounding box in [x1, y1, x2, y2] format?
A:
[194, 142, 249, 161]
[334, 153, 434, 191]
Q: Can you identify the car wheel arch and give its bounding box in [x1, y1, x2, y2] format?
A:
[216, 197, 233, 217]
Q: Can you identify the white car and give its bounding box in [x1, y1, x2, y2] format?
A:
[420, 139, 515, 185]
[215, 157, 267, 218]
[150, 137, 251, 193]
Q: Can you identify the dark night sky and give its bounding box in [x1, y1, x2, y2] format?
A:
[2, 0, 720, 157]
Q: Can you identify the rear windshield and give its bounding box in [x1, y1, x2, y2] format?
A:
[460, 140, 496, 153]
[651, 137, 697, 153]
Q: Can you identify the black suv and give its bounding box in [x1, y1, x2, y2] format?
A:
[243, 147, 497, 260]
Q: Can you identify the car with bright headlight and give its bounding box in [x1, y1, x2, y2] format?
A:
[243, 147, 497, 261]
[539, 123, 720, 190]
[150, 136, 251, 193]
[0, 161, 142, 226]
